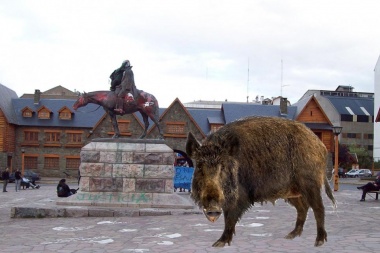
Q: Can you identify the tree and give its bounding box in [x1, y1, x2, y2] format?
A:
[348, 144, 373, 169]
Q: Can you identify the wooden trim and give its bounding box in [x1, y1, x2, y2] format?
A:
[107, 132, 132, 136]
[24, 154, 39, 157]
[43, 144, 61, 147]
[65, 130, 84, 134]
[44, 130, 62, 133]
[65, 155, 80, 159]
[43, 154, 60, 158]
[64, 144, 83, 148]
[23, 129, 40, 132]
[21, 143, 39, 147]
[163, 133, 187, 138]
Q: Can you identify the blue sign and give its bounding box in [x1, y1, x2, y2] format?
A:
[174, 167, 194, 191]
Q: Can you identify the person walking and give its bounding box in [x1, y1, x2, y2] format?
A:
[15, 169, 22, 192]
[2, 168, 10, 192]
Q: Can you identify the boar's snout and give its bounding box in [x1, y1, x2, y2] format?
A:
[203, 200, 222, 223]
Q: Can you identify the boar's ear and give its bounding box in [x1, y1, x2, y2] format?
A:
[186, 132, 200, 158]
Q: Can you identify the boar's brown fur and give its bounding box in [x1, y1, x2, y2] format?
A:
[186, 116, 336, 247]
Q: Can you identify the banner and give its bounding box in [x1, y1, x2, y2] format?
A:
[174, 167, 194, 190]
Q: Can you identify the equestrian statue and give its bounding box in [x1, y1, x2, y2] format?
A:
[73, 60, 164, 139]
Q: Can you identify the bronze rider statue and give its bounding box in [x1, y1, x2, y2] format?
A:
[110, 60, 135, 114]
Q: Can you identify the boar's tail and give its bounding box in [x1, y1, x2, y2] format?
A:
[324, 176, 337, 209]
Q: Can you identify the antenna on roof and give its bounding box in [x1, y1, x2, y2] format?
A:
[247, 58, 250, 103]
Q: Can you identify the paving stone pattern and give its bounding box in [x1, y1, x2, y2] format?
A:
[1, 183, 379, 252]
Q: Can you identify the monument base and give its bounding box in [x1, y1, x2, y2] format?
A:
[56, 139, 194, 210]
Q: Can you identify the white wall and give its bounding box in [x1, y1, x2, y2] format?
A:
[374, 55, 380, 160]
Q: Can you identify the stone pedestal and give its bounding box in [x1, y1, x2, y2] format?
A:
[57, 139, 194, 209]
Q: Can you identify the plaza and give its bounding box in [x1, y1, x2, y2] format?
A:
[0, 179, 378, 252]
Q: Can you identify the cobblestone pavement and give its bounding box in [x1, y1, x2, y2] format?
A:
[0, 182, 379, 253]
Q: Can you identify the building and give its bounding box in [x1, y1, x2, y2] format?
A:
[298, 85, 374, 157]
[374, 56, 380, 160]
[0, 83, 371, 177]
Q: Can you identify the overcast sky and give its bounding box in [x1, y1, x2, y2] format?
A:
[0, 0, 379, 107]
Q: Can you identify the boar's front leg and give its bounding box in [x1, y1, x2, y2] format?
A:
[212, 207, 243, 247]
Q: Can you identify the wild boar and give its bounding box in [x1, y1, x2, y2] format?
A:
[186, 116, 336, 247]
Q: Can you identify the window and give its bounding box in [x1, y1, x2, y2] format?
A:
[118, 120, 132, 135]
[44, 156, 59, 169]
[210, 124, 224, 133]
[44, 131, 61, 147]
[66, 157, 80, 169]
[38, 107, 51, 119]
[164, 122, 186, 137]
[24, 130, 39, 144]
[364, 134, 374, 140]
[59, 107, 72, 120]
[66, 131, 83, 147]
[22, 107, 34, 118]
[23, 110, 32, 117]
[25, 156, 38, 170]
[343, 133, 361, 139]
[341, 114, 353, 122]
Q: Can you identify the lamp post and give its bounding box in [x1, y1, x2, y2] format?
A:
[332, 126, 343, 191]
[21, 148, 25, 176]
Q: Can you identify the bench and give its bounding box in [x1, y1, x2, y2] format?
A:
[367, 191, 380, 200]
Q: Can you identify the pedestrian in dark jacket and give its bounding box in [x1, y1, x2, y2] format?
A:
[357, 174, 380, 201]
[2, 168, 10, 192]
[15, 169, 22, 192]
[57, 179, 72, 197]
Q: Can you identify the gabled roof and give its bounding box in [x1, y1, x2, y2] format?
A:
[0, 83, 18, 124]
[324, 96, 374, 116]
[294, 95, 333, 125]
[12, 98, 104, 128]
[222, 103, 297, 124]
[187, 108, 224, 134]
[149, 98, 206, 137]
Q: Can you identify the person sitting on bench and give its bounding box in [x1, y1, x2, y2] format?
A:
[357, 174, 380, 201]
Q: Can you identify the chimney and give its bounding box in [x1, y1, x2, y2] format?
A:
[280, 97, 288, 115]
[34, 89, 41, 104]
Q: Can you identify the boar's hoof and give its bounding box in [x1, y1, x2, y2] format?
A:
[314, 240, 325, 247]
[285, 228, 303, 239]
[212, 240, 227, 247]
[203, 209, 222, 223]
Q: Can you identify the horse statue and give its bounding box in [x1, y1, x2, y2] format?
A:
[73, 86, 164, 139]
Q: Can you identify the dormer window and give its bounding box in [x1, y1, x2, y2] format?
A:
[58, 106, 73, 120]
[22, 107, 34, 118]
[37, 106, 52, 119]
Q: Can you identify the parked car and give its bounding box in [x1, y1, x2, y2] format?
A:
[9, 169, 41, 183]
[345, 169, 360, 178]
[358, 169, 372, 177]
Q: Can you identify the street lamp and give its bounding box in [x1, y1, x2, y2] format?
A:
[21, 148, 25, 176]
[332, 126, 343, 191]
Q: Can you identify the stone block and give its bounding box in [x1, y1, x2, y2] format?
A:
[89, 177, 123, 192]
[165, 179, 174, 193]
[146, 143, 173, 152]
[79, 177, 90, 191]
[80, 151, 100, 163]
[88, 209, 115, 217]
[139, 208, 171, 216]
[144, 165, 174, 178]
[123, 178, 136, 192]
[118, 142, 145, 152]
[113, 164, 144, 178]
[96, 142, 118, 152]
[99, 151, 117, 163]
[136, 179, 165, 193]
[65, 208, 89, 217]
[80, 163, 107, 177]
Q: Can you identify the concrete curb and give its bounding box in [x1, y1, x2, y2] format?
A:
[10, 206, 202, 218]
